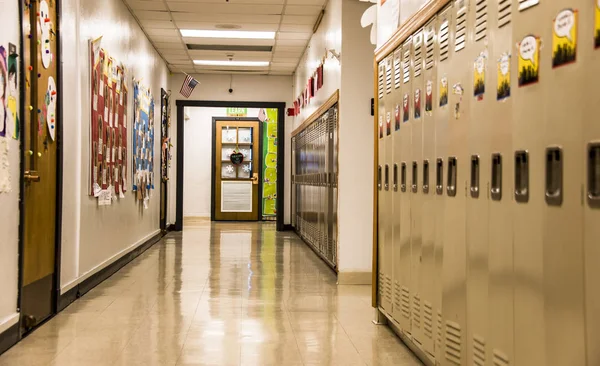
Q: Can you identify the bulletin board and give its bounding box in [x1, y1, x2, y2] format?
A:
[262, 108, 278, 217]
[132, 81, 154, 208]
[89, 39, 128, 205]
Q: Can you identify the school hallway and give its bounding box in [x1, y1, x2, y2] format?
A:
[0, 222, 421, 366]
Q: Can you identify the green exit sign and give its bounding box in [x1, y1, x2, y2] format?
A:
[226, 108, 247, 117]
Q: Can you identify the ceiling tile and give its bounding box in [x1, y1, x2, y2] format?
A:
[167, 3, 283, 14]
[135, 10, 172, 20]
[281, 15, 318, 25]
[284, 5, 323, 16]
[126, 0, 167, 11]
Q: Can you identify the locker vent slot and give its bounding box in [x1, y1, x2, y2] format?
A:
[491, 153, 502, 201]
[497, 0, 511, 27]
[447, 157, 457, 197]
[385, 275, 393, 303]
[403, 44, 411, 83]
[515, 151, 529, 203]
[425, 26, 435, 70]
[378, 272, 385, 302]
[437, 310, 443, 349]
[423, 301, 433, 338]
[378, 65, 385, 99]
[436, 158, 444, 195]
[454, 2, 468, 52]
[445, 321, 462, 365]
[474, 0, 488, 42]
[473, 335, 486, 366]
[412, 294, 421, 328]
[423, 160, 430, 194]
[414, 34, 423, 77]
[401, 286, 411, 318]
[386, 57, 393, 94]
[439, 20, 450, 62]
[394, 50, 402, 88]
[394, 281, 402, 309]
[470, 155, 480, 198]
[587, 143, 600, 208]
[493, 349, 510, 366]
[545, 147, 563, 206]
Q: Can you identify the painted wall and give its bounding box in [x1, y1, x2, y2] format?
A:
[0, 0, 22, 335]
[169, 74, 292, 224]
[291, 0, 374, 275]
[376, 0, 430, 48]
[60, 0, 169, 293]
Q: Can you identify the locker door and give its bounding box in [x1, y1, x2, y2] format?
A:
[331, 106, 338, 265]
[398, 38, 414, 333]
[410, 29, 425, 349]
[540, 1, 586, 365]
[487, 0, 515, 364]
[433, 5, 453, 362]
[441, 0, 472, 364]
[292, 138, 296, 228]
[584, 3, 600, 365]
[420, 17, 438, 358]
[465, 0, 491, 365]
[391, 47, 404, 325]
[384, 55, 395, 311]
[511, 0, 546, 364]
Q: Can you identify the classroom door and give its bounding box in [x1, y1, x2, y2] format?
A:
[214, 120, 260, 221]
[20, 0, 59, 331]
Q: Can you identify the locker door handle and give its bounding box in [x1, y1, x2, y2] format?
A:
[447, 157, 457, 197]
[436, 158, 443, 195]
[378, 166, 382, 191]
[411, 162, 418, 193]
[470, 155, 480, 199]
[545, 147, 563, 206]
[401, 163, 407, 192]
[393, 164, 398, 192]
[588, 143, 600, 208]
[422, 160, 429, 194]
[491, 153, 502, 201]
[515, 150, 529, 203]
[384, 164, 390, 191]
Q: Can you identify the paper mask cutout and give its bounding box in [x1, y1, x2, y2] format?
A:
[46, 76, 57, 140]
[39, 1, 52, 68]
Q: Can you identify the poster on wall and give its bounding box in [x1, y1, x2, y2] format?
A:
[89, 38, 128, 205]
[261, 108, 278, 217]
[160, 89, 171, 183]
[133, 81, 154, 209]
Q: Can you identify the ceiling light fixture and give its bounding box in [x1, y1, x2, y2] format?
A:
[181, 29, 276, 39]
[193, 60, 270, 67]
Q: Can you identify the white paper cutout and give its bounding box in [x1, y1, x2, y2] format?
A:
[46, 76, 57, 140]
[0, 138, 11, 193]
[39, 1, 52, 68]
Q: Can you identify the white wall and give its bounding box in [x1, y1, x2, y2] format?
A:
[291, 0, 374, 275]
[60, 0, 169, 293]
[183, 107, 264, 217]
[169, 74, 293, 224]
[376, 0, 429, 48]
[0, 0, 22, 334]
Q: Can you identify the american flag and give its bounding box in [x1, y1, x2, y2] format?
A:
[179, 74, 199, 98]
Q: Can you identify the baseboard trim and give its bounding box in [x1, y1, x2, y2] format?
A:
[58, 231, 164, 310]
[0, 322, 19, 356]
[283, 224, 294, 231]
[337, 271, 372, 285]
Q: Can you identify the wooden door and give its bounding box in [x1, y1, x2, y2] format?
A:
[20, 0, 59, 331]
[214, 120, 260, 221]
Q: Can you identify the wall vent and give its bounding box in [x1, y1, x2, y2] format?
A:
[498, 0, 511, 27]
[385, 274, 393, 303]
[378, 63, 385, 99]
[423, 301, 433, 338]
[413, 33, 423, 77]
[437, 311, 443, 350]
[454, 0, 468, 52]
[412, 294, 422, 328]
[386, 57, 393, 94]
[493, 349, 510, 366]
[394, 281, 402, 309]
[403, 40, 412, 84]
[439, 19, 450, 61]
[394, 50, 402, 88]
[445, 321, 462, 365]
[473, 335, 486, 366]
[425, 25, 435, 69]
[474, 0, 488, 41]
[401, 286, 411, 318]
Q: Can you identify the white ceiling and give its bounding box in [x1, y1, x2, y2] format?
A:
[122, 0, 329, 75]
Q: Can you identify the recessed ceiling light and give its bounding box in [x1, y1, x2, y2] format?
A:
[181, 29, 276, 39]
[193, 60, 270, 67]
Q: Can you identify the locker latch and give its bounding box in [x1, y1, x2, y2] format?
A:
[436, 158, 443, 195]
[545, 147, 563, 206]
[588, 143, 600, 208]
[515, 150, 529, 203]
[411, 162, 418, 193]
[384, 165, 390, 191]
[401, 162, 407, 192]
[491, 153, 502, 201]
[470, 155, 480, 199]
[447, 157, 457, 197]
[422, 160, 429, 194]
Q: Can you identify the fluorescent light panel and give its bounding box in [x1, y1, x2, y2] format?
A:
[181, 29, 276, 39]
[193, 60, 270, 67]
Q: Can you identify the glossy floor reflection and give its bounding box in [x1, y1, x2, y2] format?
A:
[0, 222, 422, 366]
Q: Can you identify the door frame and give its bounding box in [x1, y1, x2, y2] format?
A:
[175, 100, 286, 231]
[16, 0, 64, 333]
[211, 117, 263, 221]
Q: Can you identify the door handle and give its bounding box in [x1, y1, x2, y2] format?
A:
[24, 171, 41, 183]
[251, 173, 259, 185]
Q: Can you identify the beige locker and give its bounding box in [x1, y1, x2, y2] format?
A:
[487, 0, 515, 364]
[410, 28, 425, 349]
[540, 1, 586, 365]
[584, 2, 600, 365]
[465, 0, 491, 365]
[377, 61, 390, 311]
[433, 5, 453, 362]
[441, 0, 472, 364]
[384, 55, 395, 313]
[419, 17, 438, 358]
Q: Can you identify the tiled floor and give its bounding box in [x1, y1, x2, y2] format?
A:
[0, 222, 422, 366]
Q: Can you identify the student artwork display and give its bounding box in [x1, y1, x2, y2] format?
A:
[0, 43, 18, 194]
[160, 89, 171, 183]
[133, 81, 154, 208]
[89, 39, 128, 205]
[260, 108, 278, 217]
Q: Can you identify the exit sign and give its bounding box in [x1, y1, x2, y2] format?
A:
[226, 108, 247, 117]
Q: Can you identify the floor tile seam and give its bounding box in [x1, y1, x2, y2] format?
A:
[37, 335, 77, 366]
[283, 307, 306, 366]
[173, 279, 209, 366]
[331, 309, 369, 366]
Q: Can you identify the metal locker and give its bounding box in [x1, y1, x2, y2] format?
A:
[583, 2, 600, 364]
[419, 16, 438, 358]
[540, 1, 586, 365]
[433, 5, 453, 362]
[292, 137, 297, 228]
[410, 28, 425, 349]
[331, 107, 338, 265]
[384, 55, 395, 312]
[465, 0, 492, 364]
[487, 0, 515, 364]
[441, 1, 472, 364]
[391, 46, 405, 326]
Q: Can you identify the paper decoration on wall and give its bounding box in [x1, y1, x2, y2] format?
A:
[394, 104, 400, 130]
[133, 81, 154, 209]
[518, 35, 540, 87]
[402, 94, 409, 122]
[595, 0, 600, 48]
[262, 108, 278, 217]
[46, 76, 56, 140]
[0, 46, 6, 137]
[414, 89, 422, 119]
[39, 0, 53, 68]
[497, 53, 511, 100]
[0, 137, 10, 193]
[89, 38, 128, 204]
[552, 9, 578, 68]
[160, 89, 171, 183]
[473, 53, 486, 100]
[360, 0, 378, 45]
[439, 76, 448, 107]
[7, 45, 19, 140]
[386, 111, 391, 135]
